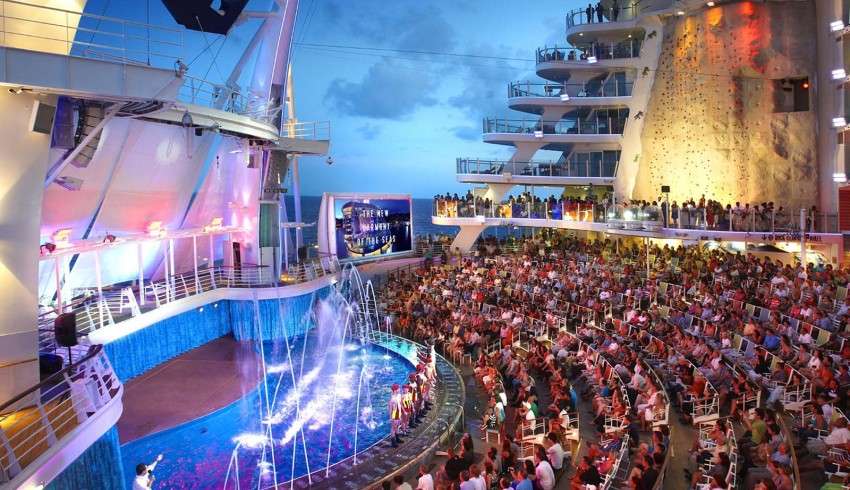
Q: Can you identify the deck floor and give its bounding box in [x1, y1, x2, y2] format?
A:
[117, 336, 261, 444]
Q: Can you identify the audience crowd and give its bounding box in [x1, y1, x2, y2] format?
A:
[433, 192, 831, 233]
[376, 232, 850, 490]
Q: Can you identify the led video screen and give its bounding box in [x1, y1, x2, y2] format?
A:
[331, 196, 412, 260]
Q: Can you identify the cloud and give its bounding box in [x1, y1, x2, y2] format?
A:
[357, 124, 381, 140]
[447, 43, 531, 121]
[325, 59, 439, 119]
[452, 126, 480, 141]
[321, 3, 458, 120]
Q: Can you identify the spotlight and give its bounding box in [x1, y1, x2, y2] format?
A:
[560, 94, 571, 102]
[676, 10, 685, 16]
[833, 116, 847, 128]
[587, 56, 598, 63]
[40, 242, 56, 255]
[834, 172, 847, 183]
[833, 69, 847, 80]
[706, 1, 715, 6]
[831, 20, 845, 32]
[8, 87, 23, 95]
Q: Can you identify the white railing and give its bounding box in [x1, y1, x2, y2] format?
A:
[37, 260, 340, 357]
[0, 0, 183, 66]
[0, 345, 121, 484]
[282, 120, 331, 141]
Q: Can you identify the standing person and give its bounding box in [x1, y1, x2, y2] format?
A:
[133, 454, 163, 490]
[389, 384, 403, 447]
[401, 384, 413, 433]
[586, 3, 594, 23]
[534, 446, 555, 490]
[596, 2, 604, 22]
[417, 465, 435, 490]
[671, 201, 679, 228]
[612, 0, 620, 20]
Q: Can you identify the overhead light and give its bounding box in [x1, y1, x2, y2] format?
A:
[147, 221, 166, 238]
[204, 217, 224, 232]
[579, 32, 584, 36]
[833, 68, 847, 80]
[676, 10, 685, 16]
[560, 94, 571, 101]
[102, 233, 116, 244]
[8, 87, 24, 95]
[52, 228, 73, 248]
[831, 20, 845, 32]
[533, 130, 544, 138]
[833, 116, 847, 128]
[833, 172, 847, 183]
[587, 56, 597, 63]
[706, 1, 715, 6]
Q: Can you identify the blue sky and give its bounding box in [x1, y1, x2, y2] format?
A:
[81, 0, 575, 198]
[290, 0, 573, 197]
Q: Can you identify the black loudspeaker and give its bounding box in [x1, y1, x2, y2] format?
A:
[54, 312, 78, 348]
[161, 0, 249, 35]
[30, 100, 57, 135]
[661, 185, 671, 193]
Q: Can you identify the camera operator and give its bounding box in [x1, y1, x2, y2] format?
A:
[133, 453, 163, 490]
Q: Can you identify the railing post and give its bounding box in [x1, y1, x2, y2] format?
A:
[729, 208, 733, 231]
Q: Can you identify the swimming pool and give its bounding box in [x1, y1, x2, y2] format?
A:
[120, 338, 414, 488]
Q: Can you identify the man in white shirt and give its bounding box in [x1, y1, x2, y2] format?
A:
[132, 454, 163, 490]
[545, 432, 566, 471]
[416, 465, 434, 490]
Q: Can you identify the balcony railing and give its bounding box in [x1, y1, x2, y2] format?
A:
[566, 3, 642, 27]
[536, 41, 642, 63]
[456, 157, 618, 178]
[0, 0, 183, 66]
[37, 260, 340, 360]
[508, 80, 633, 99]
[0, 344, 121, 484]
[483, 116, 628, 136]
[282, 120, 332, 141]
[432, 199, 841, 234]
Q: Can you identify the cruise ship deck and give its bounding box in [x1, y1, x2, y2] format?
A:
[1, 0, 850, 489]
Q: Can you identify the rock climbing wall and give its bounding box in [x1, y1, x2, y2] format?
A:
[633, 1, 818, 210]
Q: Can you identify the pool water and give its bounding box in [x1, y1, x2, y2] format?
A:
[121, 339, 414, 489]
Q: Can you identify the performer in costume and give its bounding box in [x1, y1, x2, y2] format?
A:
[389, 383, 403, 447]
[401, 384, 413, 433]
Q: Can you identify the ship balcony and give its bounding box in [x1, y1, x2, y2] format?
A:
[482, 113, 627, 149]
[507, 80, 632, 113]
[456, 155, 618, 186]
[536, 42, 641, 81]
[565, 3, 646, 40]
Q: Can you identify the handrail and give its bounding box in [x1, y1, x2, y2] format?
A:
[508, 80, 633, 98]
[456, 156, 619, 179]
[536, 41, 642, 63]
[0, 343, 121, 483]
[0, 345, 101, 416]
[483, 114, 628, 136]
[0, 0, 184, 65]
[566, 3, 643, 27]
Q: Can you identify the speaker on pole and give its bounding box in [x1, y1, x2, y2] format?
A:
[54, 312, 78, 363]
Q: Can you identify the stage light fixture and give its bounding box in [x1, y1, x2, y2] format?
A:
[706, 1, 715, 6]
[831, 20, 845, 32]
[833, 69, 847, 80]
[833, 172, 847, 183]
[833, 116, 847, 128]
[51, 228, 72, 248]
[40, 242, 56, 255]
[147, 221, 166, 238]
[103, 233, 116, 244]
[676, 10, 685, 16]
